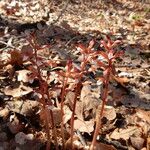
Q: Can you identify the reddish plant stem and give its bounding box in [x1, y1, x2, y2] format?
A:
[70, 81, 82, 149]
[60, 77, 68, 149]
[41, 98, 51, 150]
[30, 36, 57, 150]
[46, 89, 59, 150]
[70, 60, 87, 149]
[36, 71, 51, 150]
[90, 64, 111, 150]
[33, 50, 51, 150]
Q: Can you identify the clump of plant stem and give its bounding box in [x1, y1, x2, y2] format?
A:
[89, 36, 124, 150]
[66, 36, 123, 150]
[56, 40, 97, 149]
[25, 33, 123, 150]
[27, 33, 59, 150]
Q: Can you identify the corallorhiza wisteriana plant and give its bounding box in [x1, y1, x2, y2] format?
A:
[5, 32, 124, 150]
[89, 36, 124, 150]
[26, 33, 59, 150]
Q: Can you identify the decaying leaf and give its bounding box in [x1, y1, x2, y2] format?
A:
[65, 91, 75, 109]
[7, 113, 25, 134]
[136, 109, 150, 125]
[130, 137, 144, 150]
[0, 107, 10, 118]
[15, 132, 29, 145]
[75, 101, 84, 120]
[65, 135, 83, 150]
[21, 44, 33, 60]
[102, 105, 116, 121]
[4, 84, 33, 97]
[110, 126, 140, 140]
[8, 49, 23, 66]
[90, 142, 117, 150]
[40, 106, 62, 127]
[80, 84, 100, 101]
[6, 100, 39, 116]
[74, 119, 94, 134]
[63, 105, 72, 124]
[147, 137, 150, 150]
[16, 70, 32, 83]
[80, 84, 101, 119]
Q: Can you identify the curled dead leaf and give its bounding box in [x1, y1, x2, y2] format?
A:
[63, 105, 72, 124]
[102, 105, 116, 121]
[130, 137, 144, 150]
[6, 100, 39, 116]
[74, 119, 94, 134]
[40, 106, 61, 127]
[90, 142, 117, 150]
[110, 126, 140, 140]
[16, 70, 32, 83]
[65, 135, 83, 150]
[4, 84, 33, 97]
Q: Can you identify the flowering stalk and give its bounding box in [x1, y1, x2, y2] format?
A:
[70, 40, 96, 149]
[57, 59, 74, 149]
[27, 34, 58, 150]
[90, 36, 123, 150]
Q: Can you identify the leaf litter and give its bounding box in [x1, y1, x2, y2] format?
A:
[0, 0, 150, 150]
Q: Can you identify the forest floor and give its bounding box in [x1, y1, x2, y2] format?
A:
[0, 0, 150, 150]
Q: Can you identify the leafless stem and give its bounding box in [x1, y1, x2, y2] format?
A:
[60, 77, 68, 149]
[70, 82, 82, 149]
[90, 67, 110, 150]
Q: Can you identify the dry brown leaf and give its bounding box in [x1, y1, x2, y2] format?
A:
[75, 101, 84, 120]
[147, 137, 150, 150]
[7, 114, 25, 134]
[141, 148, 147, 150]
[8, 49, 23, 66]
[65, 135, 83, 150]
[40, 106, 61, 127]
[130, 137, 144, 150]
[74, 119, 94, 134]
[80, 84, 100, 119]
[91, 142, 117, 150]
[136, 109, 150, 125]
[0, 108, 9, 118]
[63, 105, 72, 124]
[16, 70, 32, 83]
[4, 84, 33, 97]
[110, 126, 139, 140]
[21, 44, 33, 60]
[121, 95, 141, 108]
[15, 132, 28, 145]
[102, 105, 116, 121]
[80, 84, 100, 101]
[113, 76, 129, 86]
[6, 100, 39, 116]
[82, 94, 99, 112]
[65, 91, 75, 109]
[50, 107, 62, 126]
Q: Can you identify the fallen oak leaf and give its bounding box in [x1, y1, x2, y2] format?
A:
[4, 84, 33, 97]
[63, 105, 72, 124]
[6, 100, 39, 116]
[65, 135, 84, 150]
[110, 126, 140, 140]
[112, 75, 129, 87]
[136, 109, 150, 125]
[74, 119, 94, 134]
[101, 105, 116, 121]
[88, 142, 117, 150]
[16, 70, 32, 83]
[130, 137, 145, 150]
